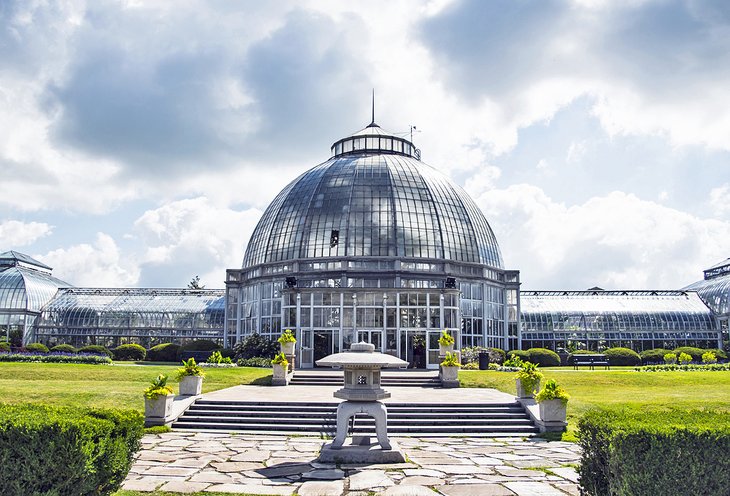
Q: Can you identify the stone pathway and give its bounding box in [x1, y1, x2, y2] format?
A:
[123, 432, 581, 495]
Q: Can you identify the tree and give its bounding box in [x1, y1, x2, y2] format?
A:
[187, 275, 205, 289]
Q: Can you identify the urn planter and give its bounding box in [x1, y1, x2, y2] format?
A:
[516, 378, 540, 399]
[538, 399, 567, 423]
[440, 365, 460, 388]
[280, 341, 295, 355]
[179, 375, 203, 396]
[145, 395, 174, 419]
[272, 363, 288, 386]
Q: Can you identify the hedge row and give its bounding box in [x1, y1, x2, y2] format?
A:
[0, 403, 144, 496]
[578, 408, 730, 496]
[640, 347, 728, 364]
[636, 363, 730, 372]
[507, 348, 561, 367]
[0, 353, 112, 364]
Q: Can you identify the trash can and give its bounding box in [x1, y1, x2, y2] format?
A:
[478, 350, 490, 370]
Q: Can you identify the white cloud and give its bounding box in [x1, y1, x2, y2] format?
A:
[38, 233, 140, 286]
[0, 220, 52, 247]
[709, 183, 729, 218]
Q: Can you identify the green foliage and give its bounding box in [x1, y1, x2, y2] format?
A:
[461, 361, 479, 370]
[277, 329, 296, 344]
[577, 408, 730, 496]
[673, 346, 704, 362]
[461, 346, 506, 366]
[604, 347, 641, 366]
[175, 358, 205, 381]
[704, 348, 727, 361]
[233, 333, 279, 360]
[179, 339, 220, 353]
[50, 344, 77, 353]
[144, 425, 171, 434]
[271, 352, 288, 366]
[516, 361, 543, 395]
[440, 351, 460, 367]
[236, 357, 272, 368]
[146, 343, 181, 362]
[664, 353, 677, 364]
[507, 350, 530, 362]
[0, 402, 143, 496]
[206, 350, 232, 365]
[526, 347, 561, 367]
[0, 353, 111, 364]
[639, 348, 671, 364]
[220, 347, 236, 359]
[503, 355, 524, 368]
[702, 351, 717, 364]
[143, 374, 173, 400]
[438, 330, 455, 346]
[679, 352, 693, 365]
[25, 342, 49, 353]
[636, 363, 730, 372]
[488, 347, 506, 364]
[0, 341, 10, 352]
[113, 343, 147, 361]
[78, 345, 114, 358]
[535, 379, 569, 404]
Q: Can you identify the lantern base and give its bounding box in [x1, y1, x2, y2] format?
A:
[319, 439, 406, 464]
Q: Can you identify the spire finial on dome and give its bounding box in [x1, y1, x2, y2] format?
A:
[369, 89, 378, 127]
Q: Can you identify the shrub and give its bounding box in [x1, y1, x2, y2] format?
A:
[437, 330, 454, 346]
[664, 353, 677, 364]
[24, 342, 49, 353]
[237, 357, 272, 368]
[277, 329, 297, 344]
[526, 348, 561, 367]
[535, 379, 569, 404]
[636, 363, 730, 372]
[0, 403, 144, 496]
[702, 351, 717, 364]
[704, 348, 728, 361]
[488, 348, 506, 364]
[0, 342, 10, 352]
[515, 361, 543, 394]
[673, 346, 704, 362]
[604, 347, 641, 366]
[206, 350, 232, 364]
[113, 343, 147, 361]
[220, 347, 236, 359]
[78, 344, 114, 358]
[639, 348, 671, 364]
[176, 358, 205, 380]
[461, 362, 479, 370]
[578, 408, 730, 496]
[50, 344, 76, 353]
[679, 352, 693, 365]
[177, 339, 221, 361]
[234, 333, 279, 360]
[271, 352, 288, 366]
[440, 352, 460, 367]
[507, 350, 530, 362]
[147, 343, 181, 362]
[0, 353, 111, 364]
[143, 374, 173, 400]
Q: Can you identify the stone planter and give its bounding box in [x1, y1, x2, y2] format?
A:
[538, 399, 567, 423]
[179, 375, 203, 396]
[280, 341, 295, 355]
[516, 378, 540, 399]
[272, 363, 288, 386]
[439, 343, 454, 356]
[440, 365, 460, 388]
[145, 395, 174, 419]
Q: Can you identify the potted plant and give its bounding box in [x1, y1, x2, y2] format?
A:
[278, 329, 296, 355]
[535, 379, 569, 423]
[515, 361, 543, 399]
[176, 357, 205, 396]
[440, 351, 460, 386]
[271, 352, 289, 386]
[438, 330, 455, 355]
[144, 374, 174, 419]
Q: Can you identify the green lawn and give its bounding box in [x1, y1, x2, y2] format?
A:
[0, 362, 271, 412]
[460, 368, 730, 434]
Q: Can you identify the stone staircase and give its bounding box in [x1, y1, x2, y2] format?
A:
[172, 399, 539, 437]
[288, 370, 441, 387]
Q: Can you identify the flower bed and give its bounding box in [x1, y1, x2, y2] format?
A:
[635, 363, 730, 372]
[0, 352, 112, 364]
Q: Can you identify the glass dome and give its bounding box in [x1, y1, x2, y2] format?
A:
[243, 124, 503, 269]
[684, 258, 730, 317]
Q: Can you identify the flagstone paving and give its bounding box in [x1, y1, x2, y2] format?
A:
[122, 432, 581, 495]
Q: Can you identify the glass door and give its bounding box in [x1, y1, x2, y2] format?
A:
[426, 330, 441, 369]
[357, 330, 383, 351]
[299, 329, 313, 368]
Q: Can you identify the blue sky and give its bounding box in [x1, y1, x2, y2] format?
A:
[1, 0, 728, 290]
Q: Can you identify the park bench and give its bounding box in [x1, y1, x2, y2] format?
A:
[571, 354, 610, 370]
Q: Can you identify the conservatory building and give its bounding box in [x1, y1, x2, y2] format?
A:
[225, 121, 521, 368]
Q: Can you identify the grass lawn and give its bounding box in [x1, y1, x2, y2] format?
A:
[460, 368, 730, 435]
[0, 362, 271, 412]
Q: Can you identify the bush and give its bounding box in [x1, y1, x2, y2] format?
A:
[146, 343, 181, 362]
[50, 344, 77, 353]
[488, 348, 506, 364]
[78, 345, 114, 358]
[0, 342, 10, 352]
[526, 348, 561, 367]
[0, 353, 111, 364]
[0, 403, 144, 496]
[220, 347, 236, 359]
[507, 350, 530, 362]
[604, 347, 641, 366]
[673, 346, 704, 362]
[639, 348, 671, 364]
[112, 343, 147, 361]
[578, 408, 730, 496]
[24, 342, 49, 353]
[177, 339, 221, 361]
[234, 333, 279, 360]
[704, 348, 728, 361]
[237, 357, 272, 368]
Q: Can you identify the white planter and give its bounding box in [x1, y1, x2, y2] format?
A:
[280, 341, 295, 355]
[272, 363, 288, 386]
[538, 399, 567, 423]
[439, 343, 454, 356]
[145, 395, 174, 419]
[441, 365, 459, 381]
[179, 375, 203, 396]
[516, 378, 540, 399]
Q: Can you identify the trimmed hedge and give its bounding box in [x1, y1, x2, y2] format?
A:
[78, 345, 114, 358]
[25, 342, 49, 353]
[237, 357, 272, 368]
[604, 347, 641, 366]
[0, 403, 143, 496]
[639, 348, 671, 364]
[0, 342, 10, 352]
[704, 348, 728, 361]
[0, 353, 112, 364]
[506, 350, 530, 362]
[112, 343, 147, 361]
[233, 333, 279, 360]
[526, 348, 561, 367]
[177, 339, 221, 361]
[672, 346, 704, 362]
[50, 344, 77, 353]
[578, 408, 730, 496]
[147, 343, 181, 362]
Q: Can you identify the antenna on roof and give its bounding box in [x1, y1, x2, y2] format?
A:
[370, 89, 376, 126]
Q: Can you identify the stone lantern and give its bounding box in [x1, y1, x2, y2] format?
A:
[316, 341, 408, 463]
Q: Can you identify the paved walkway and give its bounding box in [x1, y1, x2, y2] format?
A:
[122, 432, 581, 495]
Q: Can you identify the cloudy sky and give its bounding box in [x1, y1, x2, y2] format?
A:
[1, 0, 728, 290]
